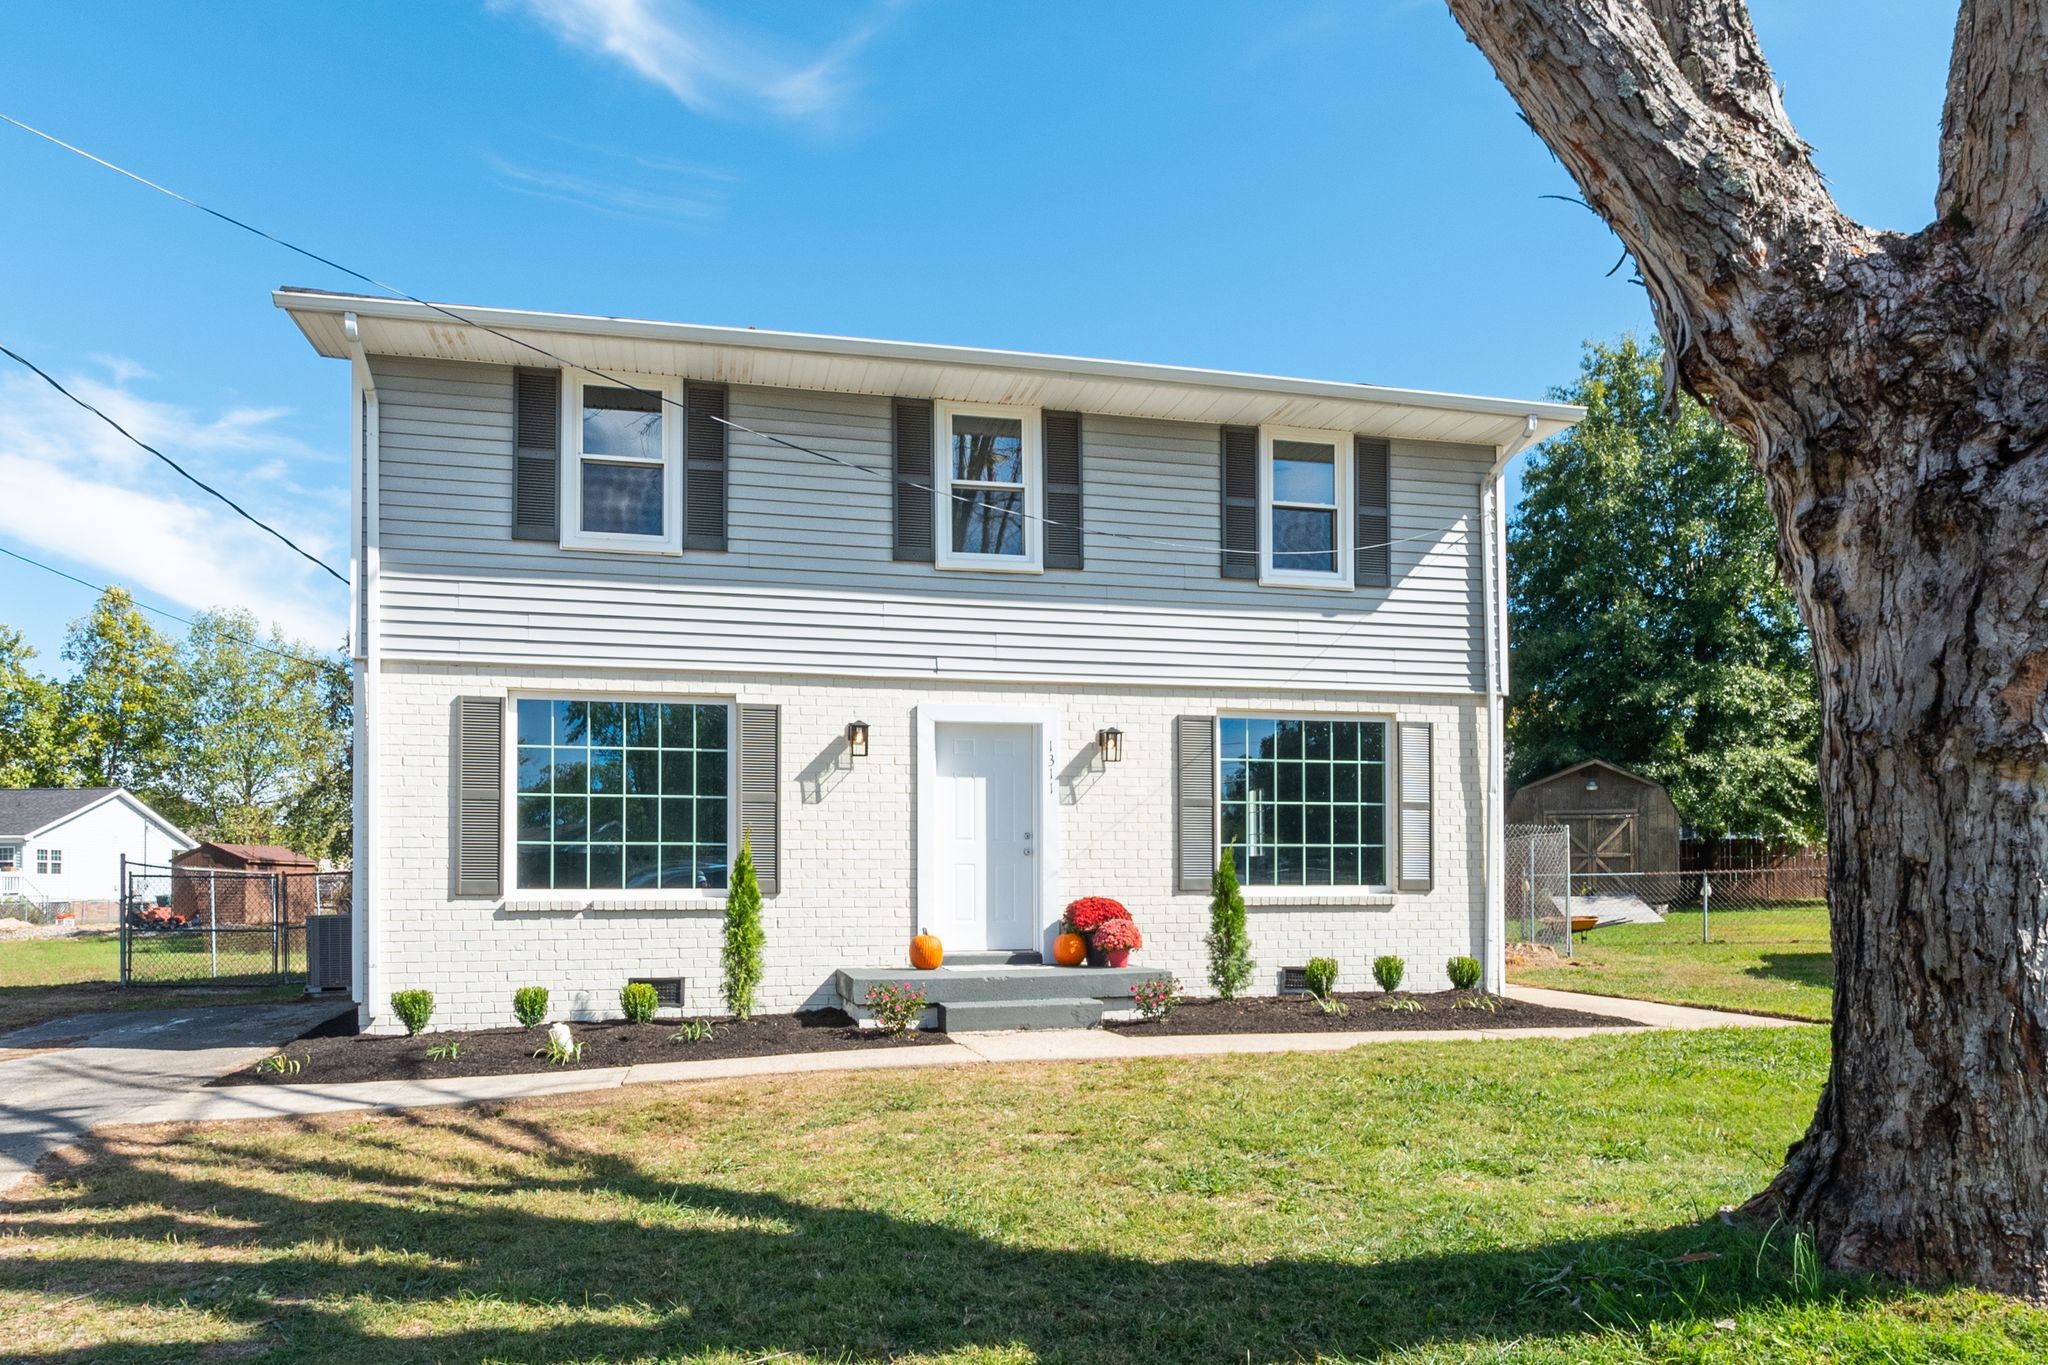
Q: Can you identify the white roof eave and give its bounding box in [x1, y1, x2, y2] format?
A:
[275, 289, 1583, 450]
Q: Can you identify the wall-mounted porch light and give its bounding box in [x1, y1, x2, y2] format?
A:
[1096, 727, 1124, 764]
[846, 720, 870, 758]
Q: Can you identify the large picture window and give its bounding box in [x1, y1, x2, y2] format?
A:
[563, 375, 684, 553]
[1219, 716, 1388, 887]
[934, 401, 1041, 571]
[514, 698, 729, 892]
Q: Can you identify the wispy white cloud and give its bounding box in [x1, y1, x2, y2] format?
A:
[487, 152, 730, 225]
[499, 0, 907, 124]
[0, 363, 347, 650]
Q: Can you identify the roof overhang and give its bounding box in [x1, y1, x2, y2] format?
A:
[276, 288, 1583, 451]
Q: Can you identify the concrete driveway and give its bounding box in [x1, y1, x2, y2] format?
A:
[0, 1000, 350, 1193]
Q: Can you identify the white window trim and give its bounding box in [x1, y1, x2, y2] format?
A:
[560, 369, 686, 555]
[1216, 712, 1394, 893]
[933, 400, 1043, 573]
[36, 848, 60, 875]
[1258, 425, 1354, 590]
[501, 689, 735, 905]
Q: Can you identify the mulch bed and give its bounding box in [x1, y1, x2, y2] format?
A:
[1105, 989, 1630, 1036]
[219, 1008, 946, 1086]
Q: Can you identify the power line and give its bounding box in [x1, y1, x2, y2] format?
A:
[0, 342, 347, 584]
[0, 541, 347, 677]
[0, 111, 1474, 564]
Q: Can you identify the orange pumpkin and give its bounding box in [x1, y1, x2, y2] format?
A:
[1052, 932, 1087, 967]
[910, 930, 944, 971]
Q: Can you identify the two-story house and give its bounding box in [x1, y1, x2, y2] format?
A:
[279, 288, 1581, 1032]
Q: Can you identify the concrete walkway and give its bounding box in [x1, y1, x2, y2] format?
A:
[85, 987, 1804, 1135]
[0, 1000, 353, 1192]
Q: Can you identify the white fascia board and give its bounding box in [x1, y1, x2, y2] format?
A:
[273, 289, 1585, 446]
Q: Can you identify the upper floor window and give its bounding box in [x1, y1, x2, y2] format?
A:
[1220, 716, 1388, 888]
[935, 402, 1041, 571]
[35, 848, 60, 875]
[563, 374, 684, 553]
[1260, 427, 1353, 588]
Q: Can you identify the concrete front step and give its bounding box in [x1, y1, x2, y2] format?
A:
[943, 950, 1044, 967]
[936, 997, 1106, 1032]
[834, 963, 1157, 1008]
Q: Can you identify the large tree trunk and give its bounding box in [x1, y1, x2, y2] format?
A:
[1446, 0, 2048, 1296]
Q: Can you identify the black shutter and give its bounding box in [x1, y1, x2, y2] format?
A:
[1043, 409, 1084, 569]
[1220, 425, 1259, 579]
[893, 398, 935, 562]
[512, 369, 560, 541]
[455, 697, 503, 897]
[1355, 435, 1391, 588]
[738, 704, 780, 895]
[685, 382, 728, 551]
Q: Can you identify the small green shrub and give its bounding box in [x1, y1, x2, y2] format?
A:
[621, 981, 660, 1024]
[1372, 955, 1406, 994]
[534, 1034, 585, 1065]
[864, 982, 927, 1035]
[257, 1053, 301, 1075]
[1206, 848, 1254, 1000]
[723, 833, 766, 1019]
[1447, 955, 1483, 991]
[513, 986, 550, 1028]
[425, 1039, 463, 1061]
[671, 1019, 716, 1043]
[1303, 957, 1339, 999]
[390, 989, 435, 1036]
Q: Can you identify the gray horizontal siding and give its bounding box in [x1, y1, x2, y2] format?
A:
[370, 356, 1487, 690]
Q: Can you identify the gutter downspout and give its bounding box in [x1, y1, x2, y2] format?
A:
[344, 313, 382, 1029]
[1481, 415, 1540, 992]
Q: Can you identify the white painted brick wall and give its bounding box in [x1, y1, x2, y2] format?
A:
[365, 661, 1493, 1031]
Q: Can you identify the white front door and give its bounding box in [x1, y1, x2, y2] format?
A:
[932, 723, 1035, 951]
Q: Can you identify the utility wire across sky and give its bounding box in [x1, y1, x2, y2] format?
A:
[0, 110, 1477, 565]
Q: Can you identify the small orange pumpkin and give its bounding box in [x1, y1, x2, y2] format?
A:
[910, 929, 944, 971]
[1052, 932, 1087, 967]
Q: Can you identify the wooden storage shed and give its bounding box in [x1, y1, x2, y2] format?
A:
[1506, 759, 1680, 875]
[170, 842, 320, 925]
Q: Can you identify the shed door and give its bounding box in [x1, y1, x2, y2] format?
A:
[1566, 814, 1637, 875]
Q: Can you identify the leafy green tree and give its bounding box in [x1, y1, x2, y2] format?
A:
[61, 587, 185, 796]
[0, 626, 76, 786]
[1205, 847, 1253, 999]
[721, 833, 765, 1018]
[1508, 337, 1821, 848]
[170, 609, 345, 847]
[277, 644, 354, 863]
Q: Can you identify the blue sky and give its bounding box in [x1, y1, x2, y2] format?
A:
[0, 1, 1955, 668]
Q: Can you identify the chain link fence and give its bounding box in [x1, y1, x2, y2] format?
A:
[1506, 823, 1573, 955]
[1507, 824, 1827, 957]
[120, 862, 350, 986]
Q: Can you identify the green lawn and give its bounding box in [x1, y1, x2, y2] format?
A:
[0, 933, 302, 1037]
[4, 1029, 2043, 1361]
[1512, 905, 1833, 1022]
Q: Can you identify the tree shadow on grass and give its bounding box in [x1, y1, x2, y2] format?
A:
[0, 1107, 1919, 1364]
[1743, 952, 1835, 992]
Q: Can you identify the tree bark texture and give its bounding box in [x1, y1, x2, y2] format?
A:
[1447, 0, 2048, 1296]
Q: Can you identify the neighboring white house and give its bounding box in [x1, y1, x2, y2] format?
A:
[280, 288, 1582, 1032]
[0, 788, 195, 912]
